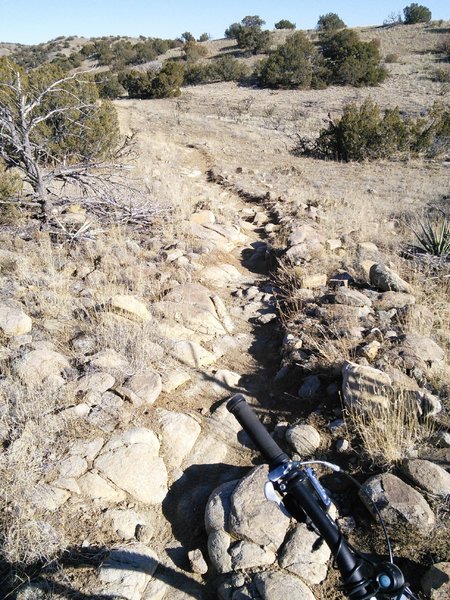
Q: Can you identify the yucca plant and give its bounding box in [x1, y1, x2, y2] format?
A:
[414, 217, 450, 257]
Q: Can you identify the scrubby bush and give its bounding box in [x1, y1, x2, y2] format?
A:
[320, 29, 387, 86]
[96, 72, 126, 98]
[236, 26, 271, 55]
[225, 16, 271, 55]
[224, 22, 242, 39]
[317, 13, 346, 31]
[184, 40, 208, 62]
[385, 52, 400, 63]
[198, 33, 210, 42]
[295, 98, 448, 161]
[403, 3, 432, 24]
[257, 32, 320, 89]
[274, 19, 296, 30]
[181, 32, 195, 43]
[184, 55, 250, 85]
[121, 62, 185, 98]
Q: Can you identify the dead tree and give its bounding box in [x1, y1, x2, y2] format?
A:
[0, 59, 123, 218]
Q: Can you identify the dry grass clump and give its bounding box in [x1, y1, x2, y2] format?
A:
[345, 389, 434, 467]
[0, 380, 73, 565]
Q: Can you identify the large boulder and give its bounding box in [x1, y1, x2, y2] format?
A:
[94, 428, 168, 504]
[154, 283, 232, 342]
[229, 465, 291, 550]
[13, 345, 70, 385]
[156, 409, 201, 469]
[107, 294, 152, 322]
[279, 523, 331, 584]
[360, 473, 435, 529]
[98, 544, 158, 600]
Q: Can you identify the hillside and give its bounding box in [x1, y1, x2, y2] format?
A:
[0, 19, 449, 600]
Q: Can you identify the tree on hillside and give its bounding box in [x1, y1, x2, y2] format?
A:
[233, 16, 271, 55]
[320, 29, 387, 86]
[241, 16, 266, 29]
[258, 32, 319, 89]
[224, 22, 242, 39]
[181, 32, 195, 43]
[274, 20, 296, 30]
[0, 58, 120, 217]
[403, 3, 432, 24]
[317, 13, 346, 31]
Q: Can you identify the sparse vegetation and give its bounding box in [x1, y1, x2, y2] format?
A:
[184, 55, 249, 85]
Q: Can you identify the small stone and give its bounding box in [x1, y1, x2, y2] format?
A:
[0, 300, 32, 336]
[369, 263, 412, 294]
[299, 273, 327, 289]
[298, 375, 321, 399]
[279, 522, 331, 584]
[286, 424, 321, 455]
[254, 570, 316, 600]
[359, 340, 381, 361]
[336, 439, 349, 452]
[171, 340, 217, 368]
[108, 294, 152, 322]
[122, 370, 162, 406]
[161, 369, 191, 393]
[334, 288, 372, 308]
[188, 548, 208, 574]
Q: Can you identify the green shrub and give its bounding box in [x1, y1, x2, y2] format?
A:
[224, 22, 242, 39]
[181, 32, 195, 43]
[184, 56, 249, 85]
[320, 29, 387, 86]
[198, 33, 210, 42]
[403, 3, 432, 24]
[317, 13, 346, 31]
[236, 26, 271, 55]
[274, 20, 296, 30]
[150, 61, 185, 98]
[257, 32, 319, 89]
[295, 98, 447, 161]
[96, 72, 126, 99]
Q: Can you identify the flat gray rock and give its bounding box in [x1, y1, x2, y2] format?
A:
[254, 570, 316, 600]
[401, 459, 450, 497]
[360, 473, 435, 529]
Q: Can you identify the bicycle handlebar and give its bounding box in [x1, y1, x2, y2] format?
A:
[226, 394, 410, 600]
[227, 394, 290, 467]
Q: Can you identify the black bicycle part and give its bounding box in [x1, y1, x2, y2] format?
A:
[226, 395, 378, 600]
[226, 394, 290, 468]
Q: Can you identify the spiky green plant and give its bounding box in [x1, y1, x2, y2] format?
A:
[414, 217, 450, 256]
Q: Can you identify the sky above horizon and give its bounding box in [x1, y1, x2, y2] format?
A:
[1, 0, 449, 45]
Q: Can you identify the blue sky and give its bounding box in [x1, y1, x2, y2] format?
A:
[1, 0, 448, 44]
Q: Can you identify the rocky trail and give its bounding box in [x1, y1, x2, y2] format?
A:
[2, 88, 449, 600]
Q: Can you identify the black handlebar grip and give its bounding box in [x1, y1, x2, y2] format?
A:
[227, 394, 290, 467]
